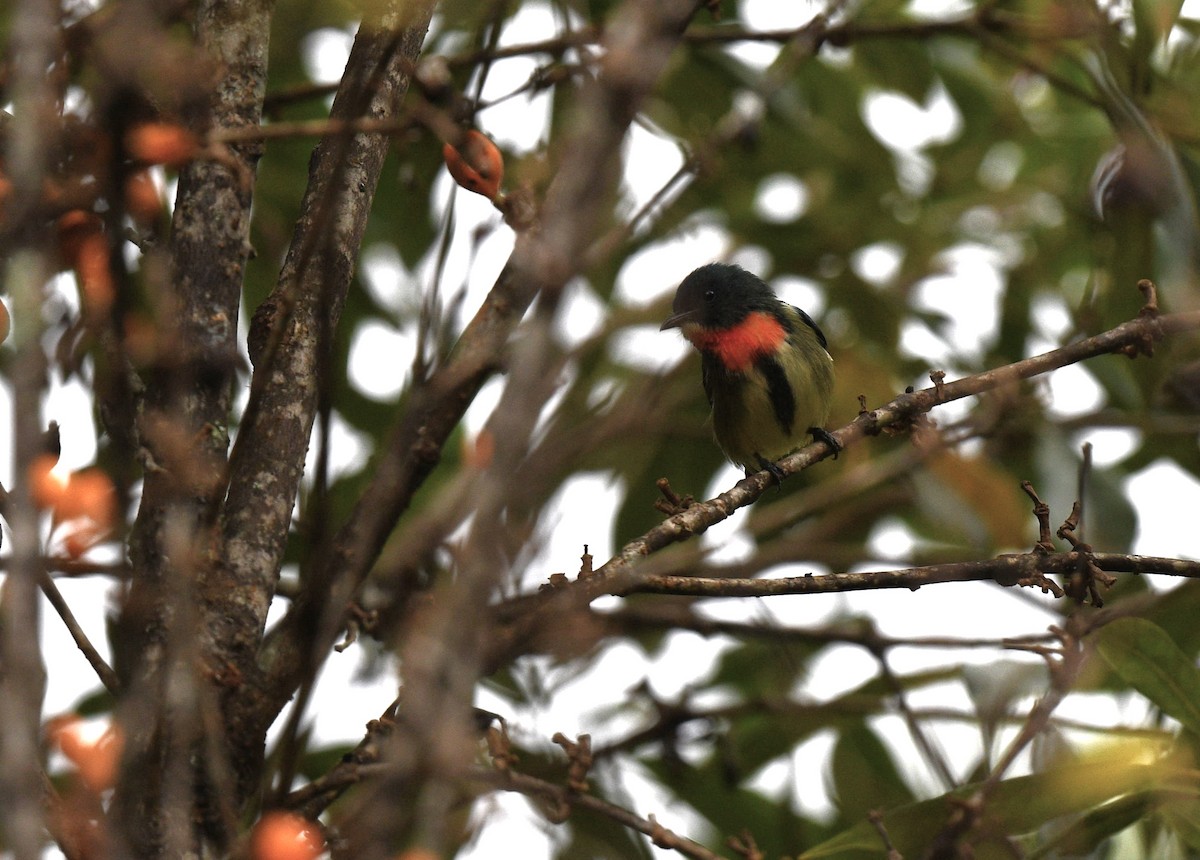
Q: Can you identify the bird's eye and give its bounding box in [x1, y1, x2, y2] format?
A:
[704, 290, 715, 301]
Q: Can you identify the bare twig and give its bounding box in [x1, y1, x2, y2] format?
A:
[621, 551, 1199, 598]
[868, 809, 904, 860]
[38, 571, 120, 695]
[467, 766, 727, 860]
[873, 649, 957, 791]
[927, 620, 1087, 858]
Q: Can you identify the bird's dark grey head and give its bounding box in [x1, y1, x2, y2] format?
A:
[660, 263, 778, 331]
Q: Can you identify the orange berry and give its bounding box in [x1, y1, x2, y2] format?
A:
[251, 812, 325, 860]
[124, 169, 162, 226]
[126, 122, 198, 167]
[0, 170, 11, 221]
[74, 232, 115, 314]
[50, 718, 122, 792]
[75, 726, 122, 793]
[28, 453, 67, 510]
[442, 130, 503, 199]
[56, 209, 104, 268]
[57, 468, 117, 528]
[45, 713, 83, 747]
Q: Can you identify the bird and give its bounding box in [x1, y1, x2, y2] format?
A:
[660, 263, 837, 479]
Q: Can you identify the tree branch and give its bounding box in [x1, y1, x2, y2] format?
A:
[106, 2, 278, 845]
[212, 3, 436, 786]
[468, 766, 728, 860]
[488, 295, 1200, 666]
[258, 0, 705, 712]
[38, 570, 120, 695]
[0, 0, 57, 854]
[300, 2, 707, 855]
[623, 551, 1200, 598]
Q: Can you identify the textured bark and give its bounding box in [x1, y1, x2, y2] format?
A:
[259, 1, 705, 722]
[256, 0, 704, 853]
[214, 1, 437, 791]
[121, 0, 273, 676]
[112, 0, 274, 855]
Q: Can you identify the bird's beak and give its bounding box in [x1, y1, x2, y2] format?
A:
[660, 309, 695, 331]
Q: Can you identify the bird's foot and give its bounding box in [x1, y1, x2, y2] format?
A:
[752, 455, 787, 485]
[808, 426, 841, 459]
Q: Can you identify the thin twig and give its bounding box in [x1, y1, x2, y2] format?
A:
[926, 620, 1087, 858]
[616, 551, 1200, 598]
[467, 766, 727, 860]
[873, 649, 957, 791]
[37, 571, 120, 694]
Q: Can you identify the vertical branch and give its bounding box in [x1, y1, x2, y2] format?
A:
[110, 0, 273, 852]
[330, 1, 704, 855]
[0, 0, 56, 857]
[121, 0, 274, 678]
[216, 0, 437, 790]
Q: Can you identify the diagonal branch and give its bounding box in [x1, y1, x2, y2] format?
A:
[467, 766, 727, 860]
[210, 1, 437, 793]
[285, 1, 708, 855]
[257, 0, 706, 711]
[487, 293, 1200, 667]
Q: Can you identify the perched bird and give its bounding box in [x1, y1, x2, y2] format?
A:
[661, 263, 837, 478]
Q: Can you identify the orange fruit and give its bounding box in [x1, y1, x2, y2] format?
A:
[49, 718, 123, 792]
[0, 170, 11, 222]
[251, 812, 325, 860]
[462, 429, 495, 469]
[126, 122, 198, 167]
[28, 453, 67, 510]
[56, 209, 104, 268]
[57, 468, 117, 527]
[442, 130, 503, 199]
[62, 521, 108, 558]
[124, 169, 162, 226]
[74, 726, 122, 793]
[74, 233, 115, 314]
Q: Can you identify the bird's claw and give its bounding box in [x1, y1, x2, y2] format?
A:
[808, 426, 841, 459]
[752, 456, 788, 485]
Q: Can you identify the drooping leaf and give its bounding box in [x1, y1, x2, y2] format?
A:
[1094, 617, 1200, 737]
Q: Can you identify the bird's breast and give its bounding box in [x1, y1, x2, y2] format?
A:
[686, 311, 786, 373]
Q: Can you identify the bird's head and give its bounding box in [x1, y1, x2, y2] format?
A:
[661, 263, 778, 333]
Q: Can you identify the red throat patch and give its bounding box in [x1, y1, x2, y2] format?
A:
[686, 311, 787, 372]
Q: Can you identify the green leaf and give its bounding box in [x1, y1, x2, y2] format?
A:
[1094, 617, 1200, 736]
[1158, 788, 1200, 851]
[830, 724, 916, 818]
[1025, 792, 1152, 858]
[800, 755, 1180, 859]
[639, 755, 828, 857]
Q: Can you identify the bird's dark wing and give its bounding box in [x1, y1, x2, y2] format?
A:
[792, 305, 829, 350]
[757, 354, 797, 435]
